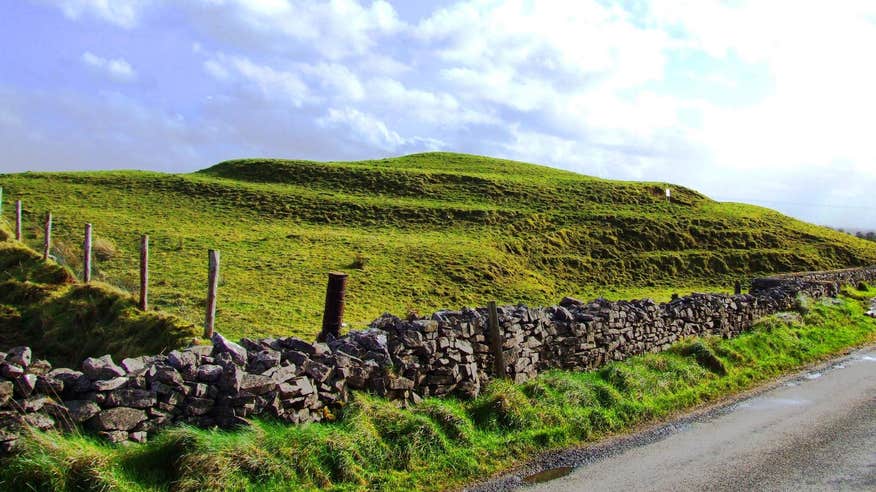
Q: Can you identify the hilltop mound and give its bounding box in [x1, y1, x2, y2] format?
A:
[0, 221, 198, 366]
[2, 152, 874, 341]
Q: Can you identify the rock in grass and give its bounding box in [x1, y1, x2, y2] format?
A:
[88, 407, 147, 431]
[65, 400, 102, 422]
[23, 413, 55, 430]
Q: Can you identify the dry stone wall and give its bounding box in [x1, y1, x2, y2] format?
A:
[2, 267, 875, 452]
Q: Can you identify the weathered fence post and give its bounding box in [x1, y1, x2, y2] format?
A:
[734, 281, 742, 295]
[487, 300, 506, 378]
[204, 249, 220, 338]
[43, 212, 52, 261]
[139, 235, 149, 311]
[83, 223, 92, 283]
[14, 200, 21, 241]
[318, 272, 348, 342]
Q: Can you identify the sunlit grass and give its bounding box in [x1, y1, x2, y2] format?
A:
[2, 152, 875, 341]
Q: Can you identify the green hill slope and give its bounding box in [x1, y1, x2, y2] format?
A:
[2, 152, 874, 341]
[0, 221, 198, 366]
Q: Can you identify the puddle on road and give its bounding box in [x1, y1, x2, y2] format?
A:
[522, 467, 574, 485]
[860, 356, 876, 362]
[805, 372, 822, 380]
[740, 398, 809, 410]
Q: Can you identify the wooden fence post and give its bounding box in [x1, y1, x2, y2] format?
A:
[14, 200, 21, 241]
[139, 235, 149, 311]
[204, 249, 220, 338]
[734, 281, 742, 295]
[318, 272, 348, 342]
[487, 301, 506, 378]
[43, 212, 52, 261]
[83, 223, 92, 283]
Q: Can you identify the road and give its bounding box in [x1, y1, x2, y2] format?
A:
[477, 345, 876, 492]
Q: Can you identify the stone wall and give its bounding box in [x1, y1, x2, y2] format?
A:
[2, 267, 875, 451]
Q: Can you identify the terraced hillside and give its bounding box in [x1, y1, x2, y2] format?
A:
[2, 152, 874, 341]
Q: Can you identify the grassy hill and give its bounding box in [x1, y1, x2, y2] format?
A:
[2, 152, 875, 342]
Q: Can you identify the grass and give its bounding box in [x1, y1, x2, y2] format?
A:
[2, 152, 875, 342]
[0, 220, 199, 366]
[3, 288, 875, 491]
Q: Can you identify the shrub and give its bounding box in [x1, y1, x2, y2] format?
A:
[350, 252, 369, 270]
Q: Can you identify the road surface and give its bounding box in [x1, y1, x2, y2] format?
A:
[477, 345, 876, 492]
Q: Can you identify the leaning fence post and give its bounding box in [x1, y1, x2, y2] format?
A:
[14, 200, 21, 241]
[318, 272, 348, 342]
[204, 249, 220, 338]
[83, 223, 92, 282]
[139, 235, 149, 311]
[487, 300, 506, 378]
[43, 212, 52, 261]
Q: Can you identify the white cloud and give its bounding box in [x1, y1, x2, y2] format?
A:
[204, 54, 311, 106]
[187, 0, 404, 59]
[81, 51, 137, 82]
[318, 107, 444, 152]
[43, 0, 152, 28]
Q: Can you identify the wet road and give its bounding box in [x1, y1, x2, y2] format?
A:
[520, 347, 876, 492]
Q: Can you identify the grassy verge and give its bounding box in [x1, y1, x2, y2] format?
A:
[3, 289, 875, 491]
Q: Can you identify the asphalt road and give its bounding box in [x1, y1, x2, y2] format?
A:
[526, 346, 876, 492]
[475, 345, 876, 492]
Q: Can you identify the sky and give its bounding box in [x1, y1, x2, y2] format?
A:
[1, 0, 875, 229]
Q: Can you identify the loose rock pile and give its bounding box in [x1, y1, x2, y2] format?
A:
[1, 268, 875, 452]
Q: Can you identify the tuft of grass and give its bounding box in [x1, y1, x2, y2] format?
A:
[3, 152, 876, 341]
[93, 237, 118, 261]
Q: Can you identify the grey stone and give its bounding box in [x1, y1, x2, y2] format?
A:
[196, 364, 223, 383]
[129, 431, 148, 443]
[15, 374, 37, 398]
[98, 430, 130, 443]
[106, 389, 157, 409]
[168, 350, 198, 373]
[211, 332, 247, 366]
[64, 400, 102, 422]
[240, 374, 276, 395]
[120, 356, 147, 374]
[24, 413, 55, 430]
[0, 363, 24, 379]
[88, 407, 147, 431]
[6, 347, 32, 369]
[303, 360, 332, 383]
[82, 355, 126, 380]
[93, 377, 129, 392]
